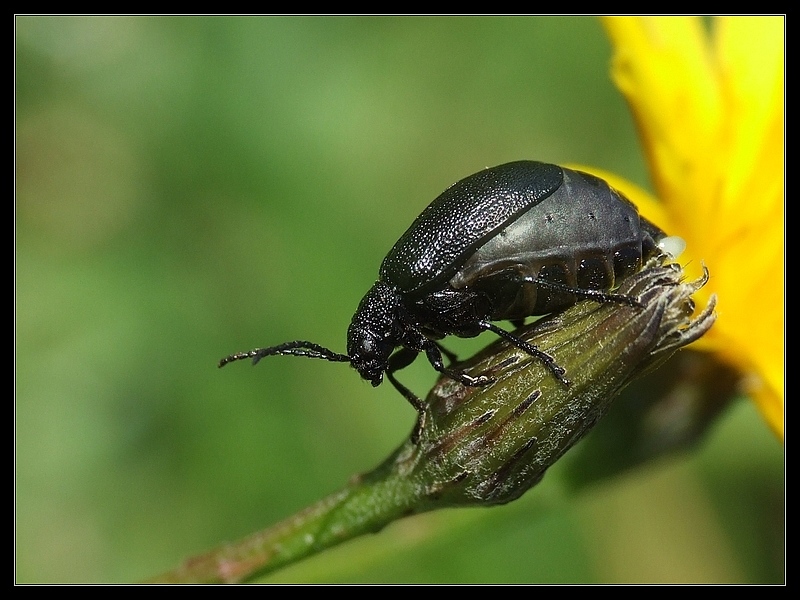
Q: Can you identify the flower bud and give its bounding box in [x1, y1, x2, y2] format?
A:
[399, 259, 716, 509]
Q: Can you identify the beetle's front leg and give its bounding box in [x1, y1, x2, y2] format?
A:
[386, 347, 425, 414]
[435, 342, 459, 364]
[422, 340, 494, 388]
[386, 347, 434, 444]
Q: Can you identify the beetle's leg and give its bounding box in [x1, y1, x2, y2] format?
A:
[387, 344, 493, 443]
[422, 341, 494, 388]
[524, 277, 644, 309]
[436, 342, 459, 364]
[386, 347, 425, 413]
[478, 320, 570, 386]
[386, 348, 432, 443]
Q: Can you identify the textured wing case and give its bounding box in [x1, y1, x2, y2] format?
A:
[380, 161, 563, 295]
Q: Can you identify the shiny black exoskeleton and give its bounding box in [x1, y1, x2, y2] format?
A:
[220, 161, 667, 412]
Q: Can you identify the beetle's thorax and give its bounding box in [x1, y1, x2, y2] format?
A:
[347, 281, 404, 386]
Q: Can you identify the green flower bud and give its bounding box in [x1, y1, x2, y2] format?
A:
[402, 259, 716, 509]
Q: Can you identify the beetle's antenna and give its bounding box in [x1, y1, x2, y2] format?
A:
[219, 341, 351, 368]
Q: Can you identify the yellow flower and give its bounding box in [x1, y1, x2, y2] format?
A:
[596, 17, 784, 439]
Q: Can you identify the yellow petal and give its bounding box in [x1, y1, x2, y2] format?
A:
[603, 16, 722, 244]
[602, 16, 784, 439]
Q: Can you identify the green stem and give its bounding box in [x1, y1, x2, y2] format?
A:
[149, 444, 420, 583]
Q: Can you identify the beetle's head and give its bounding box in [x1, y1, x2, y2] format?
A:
[347, 329, 393, 386]
[347, 281, 402, 386]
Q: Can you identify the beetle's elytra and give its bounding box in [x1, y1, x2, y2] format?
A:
[220, 161, 676, 412]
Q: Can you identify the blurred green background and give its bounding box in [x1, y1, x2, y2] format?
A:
[15, 16, 783, 583]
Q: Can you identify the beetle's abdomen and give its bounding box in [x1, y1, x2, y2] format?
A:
[450, 168, 664, 318]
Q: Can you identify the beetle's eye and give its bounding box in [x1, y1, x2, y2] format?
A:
[358, 334, 385, 361]
[361, 337, 375, 354]
[348, 328, 389, 365]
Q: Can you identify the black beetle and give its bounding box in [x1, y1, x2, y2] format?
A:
[220, 161, 678, 412]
